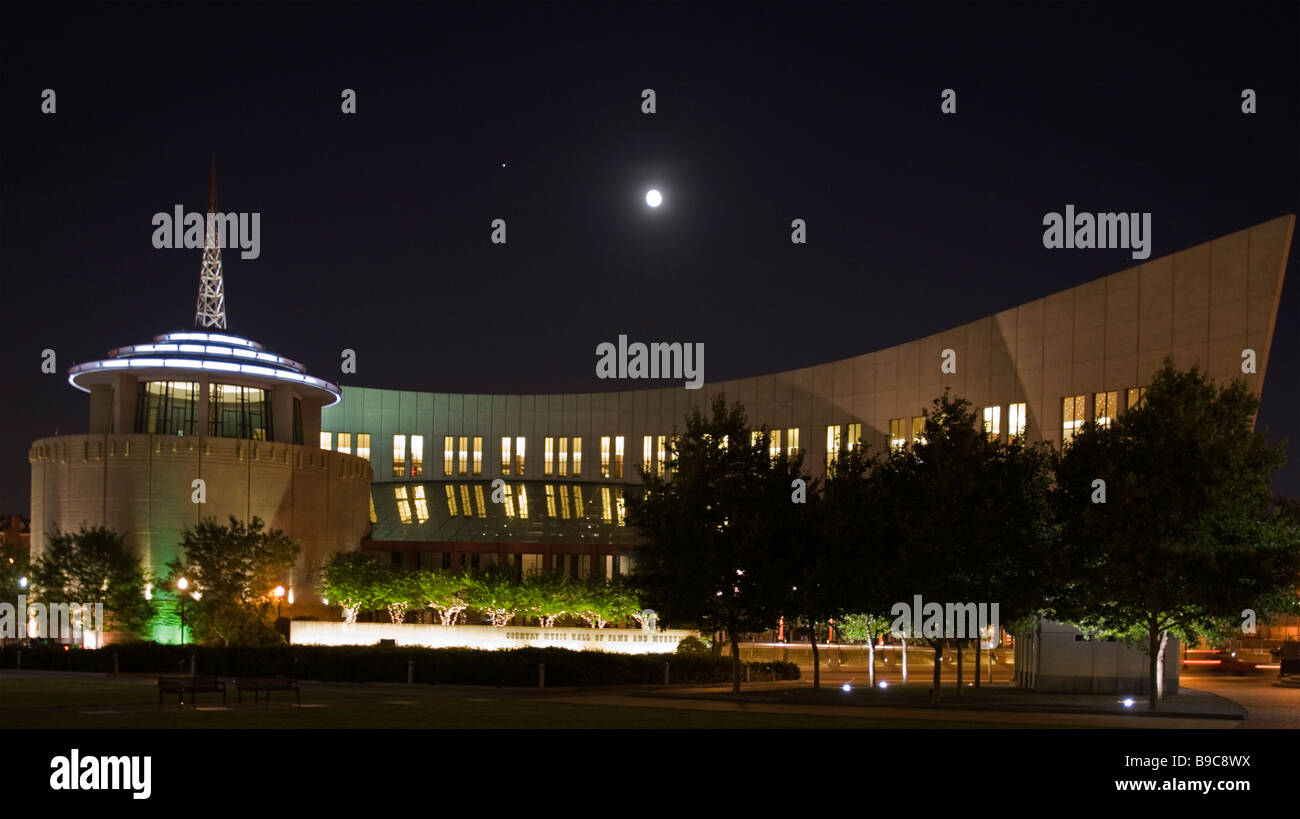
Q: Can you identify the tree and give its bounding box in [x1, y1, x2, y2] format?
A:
[0, 539, 30, 599]
[571, 575, 642, 628]
[1051, 362, 1300, 709]
[415, 568, 470, 625]
[375, 565, 421, 624]
[31, 525, 155, 636]
[784, 443, 882, 690]
[321, 551, 386, 623]
[837, 613, 894, 687]
[627, 395, 793, 692]
[464, 564, 522, 626]
[167, 516, 301, 646]
[872, 392, 1054, 703]
[518, 570, 571, 628]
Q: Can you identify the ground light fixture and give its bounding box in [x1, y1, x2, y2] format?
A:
[1122, 698, 1135, 708]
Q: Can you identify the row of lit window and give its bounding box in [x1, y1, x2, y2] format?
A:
[329, 389, 1147, 479]
[320, 432, 373, 461]
[888, 404, 1030, 452]
[1062, 387, 1146, 444]
[391, 483, 626, 526]
[403, 551, 628, 579]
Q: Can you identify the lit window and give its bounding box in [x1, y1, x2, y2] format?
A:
[1127, 387, 1147, 411]
[444, 485, 457, 517]
[458, 436, 468, 476]
[786, 428, 800, 458]
[573, 485, 585, 517]
[410, 435, 424, 477]
[443, 436, 454, 477]
[357, 433, 371, 461]
[206, 382, 272, 440]
[889, 419, 906, 452]
[460, 484, 472, 517]
[473, 485, 487, 518]
[1008, 404, 1027, 440]
[517, 485, 529, 519]
[656, 435, 666, 477]
[614, 436, 624, 479]
[559, 485, 571, 519]
[545, 437, 555, 476]
[1062, 395, 1086, 444]
[1095, 391, 1118, 429]
[769, 429, 782, 459]
[320, 432, 332, 451]
[826, 425, 841, 476]
[572, 437, 582, 476]
[601, 487, 613, 523]
[545, 484, 557, 518]
[846, 423, 862, 450]
[336, 432, 351, 454]
[412, 485, 429, 523]
[369, 492, 377, 524]
[393, 435, 406, 477]
[395, 486, 412, 524]
[501, 437, 512, 475]
[644, 435, 653, 472]
[911, 416, 925, 445]
[558, 437, 569, 477]
[472, 436, 483, 475]
[502, 483, 515, 517]
[600, 436, 611, 478]
[515, 437, 526, 475]
[982, 407, 1001, 442]
[615, 487, 626, 527]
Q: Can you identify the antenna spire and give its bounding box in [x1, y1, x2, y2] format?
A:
[195, 159, 228, 329]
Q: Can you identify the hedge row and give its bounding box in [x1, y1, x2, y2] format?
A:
[0, 643, 799, 687]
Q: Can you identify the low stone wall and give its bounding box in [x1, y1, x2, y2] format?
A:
[291, 620, 696, 655]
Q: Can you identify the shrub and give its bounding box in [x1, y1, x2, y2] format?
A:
[0, 642, 800, 686]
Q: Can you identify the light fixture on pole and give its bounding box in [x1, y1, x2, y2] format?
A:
[176, 577, 190, 644]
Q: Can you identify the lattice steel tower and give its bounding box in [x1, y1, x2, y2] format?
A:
[194, 159, 228, 329]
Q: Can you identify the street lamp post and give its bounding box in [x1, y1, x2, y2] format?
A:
[176, 577, 189, 644]
[273, 585, 286, 620]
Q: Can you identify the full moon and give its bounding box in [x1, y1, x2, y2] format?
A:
[645, 189, 662, 207]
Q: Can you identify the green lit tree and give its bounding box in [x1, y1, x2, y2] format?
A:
[415, 568, 470, 625]
[518, 570, 570, 627]
[321, 550, 386, 623]
[375, 565, 421, 624]
[31, 525, 155, 635]
[836, 613, 894, 688]
[571, 575, 642, 628]
[1051, 362, 1300, 709]
[465, 564, 522, 626]
[167, 516, 300, 646]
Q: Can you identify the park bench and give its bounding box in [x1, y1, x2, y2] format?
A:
[156, 676, 227, 709]
[235, 677, 301, 706]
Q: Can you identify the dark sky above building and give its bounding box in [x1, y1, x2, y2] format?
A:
[1, 1, 1297, 510]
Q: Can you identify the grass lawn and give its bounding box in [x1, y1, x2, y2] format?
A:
[0, 679, 1011, 729]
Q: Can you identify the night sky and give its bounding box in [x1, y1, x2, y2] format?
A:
[1, 1, 1297, 512]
